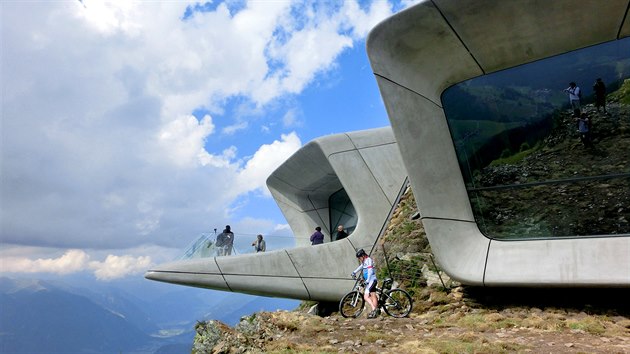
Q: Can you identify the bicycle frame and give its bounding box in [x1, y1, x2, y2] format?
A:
[340, 276, 412, 318]
[353, 278, 384, 304]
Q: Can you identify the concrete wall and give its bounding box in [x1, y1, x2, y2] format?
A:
[146, 127, 408, 301]
[367, 0, 630, 286]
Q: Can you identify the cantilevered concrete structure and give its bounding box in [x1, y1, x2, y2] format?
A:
[146, 127, 407, 301]
[367, 0, 630, 286]
[147, 0, 629, 299]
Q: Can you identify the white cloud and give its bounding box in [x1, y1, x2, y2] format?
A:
[282, 108, 303, 128]
[342, 0, 395, 38]
[158, 114, 216, 167]
[400, 0, 423, 11]
[0, 1, 394, 255]
[0, 246, 157, 281]
[273, 223, 293, 235]
[75, 0, 142, 36]
[89, 254, 152, 281]
[1, 249, 89, 274]
[236, 132, 302, 196]
[222, 121, 249, 136]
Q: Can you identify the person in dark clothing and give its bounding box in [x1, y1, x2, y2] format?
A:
[593, 78, 607, 114]
[334, 225, 348, 241]
[224, 225, 234, 255]
[310, 226, 324, 245]
[217, 225, 234, 256]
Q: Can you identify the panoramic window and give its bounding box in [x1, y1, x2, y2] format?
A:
[442, 38, 630, 239]
[329, 188, 357, 237]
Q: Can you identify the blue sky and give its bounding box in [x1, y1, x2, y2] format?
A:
[1, 0, 415, 281]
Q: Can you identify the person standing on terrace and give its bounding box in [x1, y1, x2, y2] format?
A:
[334, 225, 348, 241]
[252, 234, 266, 252]
[310, 226, 324, 245]
[223, 225, 234, 255]
[216, 225, 234, 256]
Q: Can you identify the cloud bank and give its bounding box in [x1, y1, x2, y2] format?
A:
[0, 1, 396, 278]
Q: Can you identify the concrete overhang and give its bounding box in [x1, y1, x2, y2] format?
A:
[367, 0, 630, 286]
[146, 127, 408, 300]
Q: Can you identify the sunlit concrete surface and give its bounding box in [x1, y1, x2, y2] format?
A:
[367, 0, 630, 286]
[146, 127, 408, 301]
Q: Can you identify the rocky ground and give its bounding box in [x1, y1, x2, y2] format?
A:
[193, 286, 630, 353]
[192, 185, 630, 354]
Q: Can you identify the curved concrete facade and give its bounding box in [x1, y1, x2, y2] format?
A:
[367, 0, 630, 286]
[146, 127, 408, 301]
[147, 0, 629, 301]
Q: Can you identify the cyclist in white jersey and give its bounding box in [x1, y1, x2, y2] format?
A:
[351, 249, 380, 318]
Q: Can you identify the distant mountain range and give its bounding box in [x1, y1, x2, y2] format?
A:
[0, 278, 151, 353]
[0, 277, 298, 353]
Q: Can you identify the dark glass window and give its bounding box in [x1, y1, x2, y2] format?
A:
[329, 188, 357, 238]
[442, 38, 630, 239]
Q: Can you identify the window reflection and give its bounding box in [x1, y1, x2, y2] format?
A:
[329, 188, 357, 237]
[443, 38, 630, 239]
[471, 177, 630, 238]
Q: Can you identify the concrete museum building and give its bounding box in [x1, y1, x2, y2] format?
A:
[146, 0, 630, 300]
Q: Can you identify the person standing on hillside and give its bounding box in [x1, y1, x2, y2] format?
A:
[575, 112, 592, 147]
[334, 225, 349, 241]
[310, 226, 324, 245]
[593, 78, 607, 114]
[564, 82, 581, 112]
[351, 249, 379, 319]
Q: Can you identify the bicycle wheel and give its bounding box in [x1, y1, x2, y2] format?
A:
[382, 288, 413, 318]
[339, 291, 365, 318]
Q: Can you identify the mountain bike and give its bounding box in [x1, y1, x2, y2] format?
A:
[339, 277, 413, 318]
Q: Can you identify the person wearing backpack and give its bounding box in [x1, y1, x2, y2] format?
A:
[564, 82, 581, 112]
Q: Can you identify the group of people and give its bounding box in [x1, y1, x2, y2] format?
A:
[564, 78, 607, 114]
[215, 223, 349, 251]
[310, 224, 349, 245]
[213, 225, 266, 255]
[563, 78, 608, 148]
[214, 222, 353, 254]
[214, 224, 378, 318]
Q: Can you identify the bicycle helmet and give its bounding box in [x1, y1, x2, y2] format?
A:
[355, 248, 367, 258]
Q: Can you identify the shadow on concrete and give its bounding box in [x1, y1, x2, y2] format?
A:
[463, 287, 630, 316]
